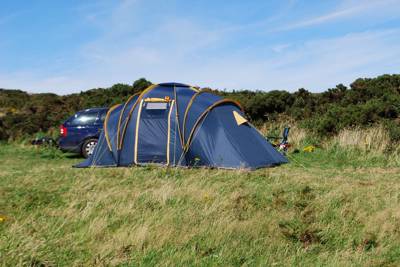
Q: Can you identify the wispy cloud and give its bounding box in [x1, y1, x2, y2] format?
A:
[274, 0, 400, 32]
[5, 27, 399, 94]
[266, 29, 400, 91]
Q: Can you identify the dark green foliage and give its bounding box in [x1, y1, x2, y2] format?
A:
[219, 89, 294, 122]
[1, 74, 400, 141]
[384, 120, 400, 143]
[0, 78, 152, 140]
[223, 74, 400, 140]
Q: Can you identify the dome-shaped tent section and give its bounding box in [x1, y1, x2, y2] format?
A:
[76, 83, 288, 169]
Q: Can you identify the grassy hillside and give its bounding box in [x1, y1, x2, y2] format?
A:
[1, 143, 400, 266]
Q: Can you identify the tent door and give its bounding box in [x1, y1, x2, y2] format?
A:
[135, 99, 174, 164]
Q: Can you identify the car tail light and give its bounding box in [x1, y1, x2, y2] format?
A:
[60, 125, 67, 137]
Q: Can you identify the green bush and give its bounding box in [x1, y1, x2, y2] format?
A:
[1, 74, 400, 142]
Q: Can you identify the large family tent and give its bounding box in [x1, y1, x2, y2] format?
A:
[76, 83, 288, 169]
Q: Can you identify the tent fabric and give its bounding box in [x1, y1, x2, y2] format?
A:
[76, 82, 288, 169]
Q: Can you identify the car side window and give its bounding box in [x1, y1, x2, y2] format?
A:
[69, 111, 98, 126]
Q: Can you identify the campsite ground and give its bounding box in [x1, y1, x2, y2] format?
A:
[1, 144, 400, 266]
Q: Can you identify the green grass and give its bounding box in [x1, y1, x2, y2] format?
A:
[1, 144, 400, 266]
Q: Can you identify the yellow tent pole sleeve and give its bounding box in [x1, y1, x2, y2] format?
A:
[116, 92, 140, 150]
[189, 86, 200, 92]
[134, 99, 144, 165]
[228, 99, 244, 112]
[113, 83, 207, 155]
[184, 99, 243, 152]
[138, 84, 159, 98]
[173, 85, 185, 149]
[182, 90, 243, 144]
[118, 98, 141, 149]
[144, 97, 171, 102]
[104, 104, 122, 151]
[118, 84, 158, 150]
[182, 89, 213, 143]
[167, 100, 175, 166]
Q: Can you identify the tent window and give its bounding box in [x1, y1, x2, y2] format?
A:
[146, 102, 168, 110]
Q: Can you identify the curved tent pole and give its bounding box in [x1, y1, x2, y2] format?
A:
[133, 99, 144, 164]
[118, 84, 158, 151]
[166, 100, 175, 166]
[189, 86, 200, 92]
[183, 99, 244, 153]
[116, 92, 140, 150]
[113, 83, 209, 164]
[176, 109, 211, 167]
[104, 104, 122, 151]
[173, 84, 185, 149]
[91, 120, 121, 167]
[182, 88, 214, 143]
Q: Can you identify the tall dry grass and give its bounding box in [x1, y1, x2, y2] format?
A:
[261, 121, 398, 156]
[259, 121, 307, 148]
[331, 126, 390, 153]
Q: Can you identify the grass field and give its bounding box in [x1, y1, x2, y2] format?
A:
[1, 143, 400, 266]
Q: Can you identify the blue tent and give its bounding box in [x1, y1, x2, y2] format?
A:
[76, 83, 288, 169]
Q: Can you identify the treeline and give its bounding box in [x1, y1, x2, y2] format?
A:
[0, 79, 151, 140]
[1, 74, 400, 142]
[221, 74, 400, 141]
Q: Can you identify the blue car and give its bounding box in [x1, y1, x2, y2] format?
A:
[59, 107, 109, 158]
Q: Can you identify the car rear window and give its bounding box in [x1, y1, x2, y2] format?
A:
[68, 111, 98, 126]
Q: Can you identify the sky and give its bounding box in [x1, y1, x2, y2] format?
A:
[1, 0, 400, 94]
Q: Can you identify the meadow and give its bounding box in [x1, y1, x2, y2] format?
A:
[1, 128, 400, 266]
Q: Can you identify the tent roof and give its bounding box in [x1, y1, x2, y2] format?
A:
[158, 82, 190, 87]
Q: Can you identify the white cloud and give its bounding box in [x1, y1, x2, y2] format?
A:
[271, 44, 291, 53]
[2, 26, 399, 94]
[274, 0, 400, 32]
[260, 29, 400, 91]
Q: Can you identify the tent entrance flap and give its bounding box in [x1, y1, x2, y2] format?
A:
[136, 100, 173, 164]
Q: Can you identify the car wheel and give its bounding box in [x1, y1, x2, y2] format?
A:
[81, 138, 98, 158]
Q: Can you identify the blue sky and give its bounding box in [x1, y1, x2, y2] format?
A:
[1, 0, 400, 94]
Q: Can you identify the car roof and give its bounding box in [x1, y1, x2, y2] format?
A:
[78, 107, 109, 113]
